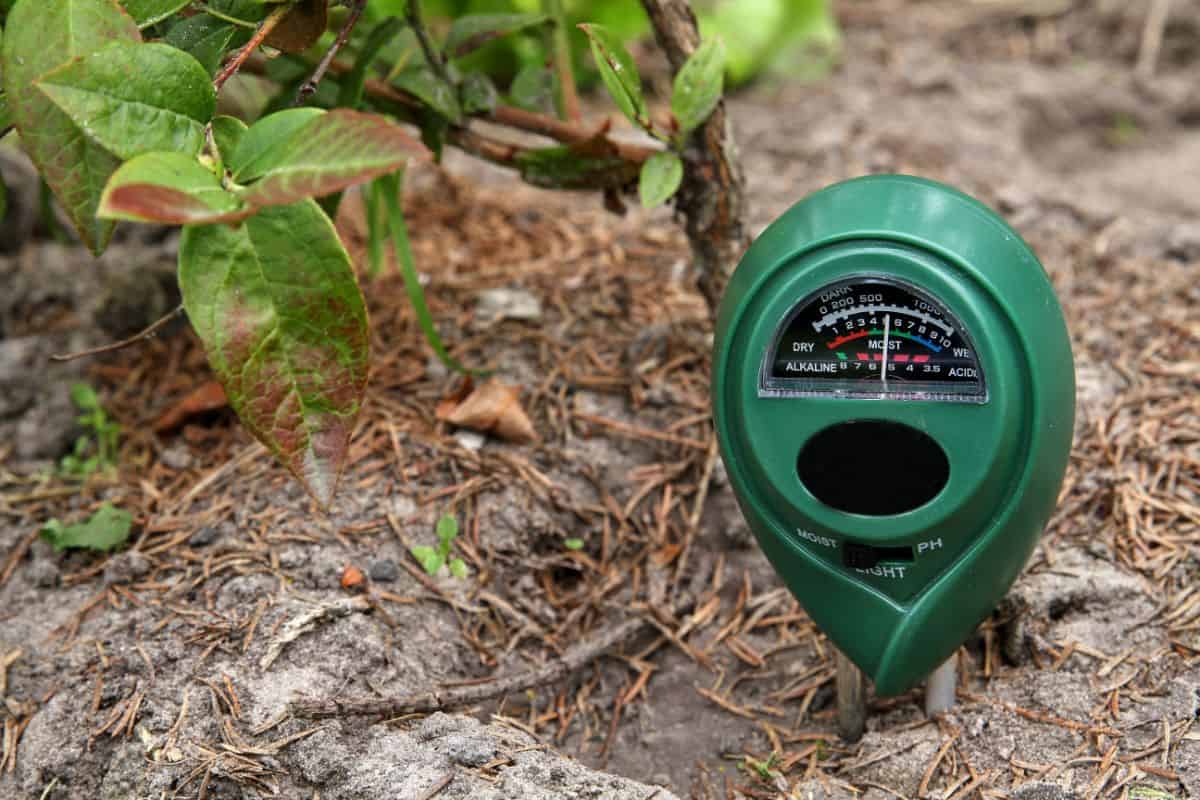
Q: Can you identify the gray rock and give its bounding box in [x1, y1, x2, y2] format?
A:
[188, 526, 220, 548]
[28, 559, 60, 588]
[440, 731, 498, 767]
[159, 445, 193, 471]
[454, 430, 486, 451]
[477, 287, 542, 324]
[368, 559, 399, 583]
[15, 385, 79, 460]
[290, 726, 351, 785]
[1010, 782, 1077, 800]
[792, 779, 859, 800]
[103, 551, 151, 585]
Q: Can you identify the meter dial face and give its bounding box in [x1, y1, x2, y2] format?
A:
[762, 277, 987, 402]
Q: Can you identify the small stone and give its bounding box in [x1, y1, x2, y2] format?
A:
[1166, 222, 1200, 261]
[426, 354, 449, 381]
[15, 387, 79, 460]
[188, 526, 219, 548]
[454, 430, 486, 451]
[28, 559, 60, 588]
[368, 559, 399, 583]
[476, 287, 542, 324]
[159, 445, 193, 471]
[104, 551, 151, 585]
[1009, 782, 1077, 800]
[441, 732, 497, 767]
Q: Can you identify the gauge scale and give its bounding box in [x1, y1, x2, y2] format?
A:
[712, 176, 1074, 714]
[764, 277, 985, 402]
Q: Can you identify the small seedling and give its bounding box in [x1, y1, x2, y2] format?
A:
[564, 538, 584, 550]
[411, 514, 468, 578]
[40, 503, 132, 553]
[745, 752, 781, 782]
[59, 383, 120, 479]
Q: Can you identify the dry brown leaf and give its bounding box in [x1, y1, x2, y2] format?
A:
[263, 0, 328, 54]
[153, 381, 229, 433]
[436, 377, 538, 444]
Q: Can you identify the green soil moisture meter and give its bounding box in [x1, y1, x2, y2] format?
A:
[712, 175, 1074, 704]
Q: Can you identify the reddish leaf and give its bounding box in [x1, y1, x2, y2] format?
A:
[178, 200, 370, 508]
[239, 110, 428, 208]
[99, 151, 250, 224]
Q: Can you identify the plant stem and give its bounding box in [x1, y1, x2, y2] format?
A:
[379, 170, 478, 376]
[542, 0, 581, 122]
[404, 0, 453, 88]
[50, 306, 185, 363]
[201, 7, 261, 30]
[296, 0, 369, 104]
[639, 0, 747, 314]
[213, 3, 293, 92]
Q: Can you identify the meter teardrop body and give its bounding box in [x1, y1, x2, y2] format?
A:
[712, 175, 1074, 695]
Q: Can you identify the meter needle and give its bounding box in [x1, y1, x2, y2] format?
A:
[881, 313, 891, 389]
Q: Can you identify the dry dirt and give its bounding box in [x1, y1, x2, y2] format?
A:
[2, 2, 1199, 799]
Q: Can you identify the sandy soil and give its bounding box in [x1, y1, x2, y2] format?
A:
[2, 2, 1198, 798]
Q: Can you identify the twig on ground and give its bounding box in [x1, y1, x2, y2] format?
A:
[50, 305, 184, 363]
[290, 595, 696, 718]
[0, 529, 39, 589]
[1136, 0, 1172, 79]
[260, 596, 371, 669]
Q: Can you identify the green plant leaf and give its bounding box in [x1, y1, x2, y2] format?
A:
[36, 41, 215, 161]
[697, 0, 839, 86]
[564, 538, 584, 550]
[363, 177, 387, 278]
[671, 37, 725, 136]
[459, 72, 498, 115]
[164, 13, 240, 76]
[578, 23, 647, 130]
[40, 503, 133, 553]
[0, 94, 11, 133]
[120, 0, 188, 27]
[436, 513, 458, 546]
[448, 558, 468, 579]
[394, 64, 462, 124]
[179, 199, 369, 508]
[443, 13, 550, 58]
[228, 107, 324, 182]
[410, 545, 442, 575]
[508, 64, 554, 113]
[210, 115, 248, 165]
[378, 170, 477, 375]
[514, 144, 638, 190]
[239, 109, 428, 208]
[337, 16, 404, 109]
[638, 151, 682, 209]
[2, 0, 141, 254]
[99, 151, 249, 224]
[70, 382, 100, 410]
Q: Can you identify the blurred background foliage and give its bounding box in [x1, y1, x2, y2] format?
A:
[364, 0, 841, 90]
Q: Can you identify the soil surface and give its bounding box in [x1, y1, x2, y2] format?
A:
[2, 2, 1199, 799]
